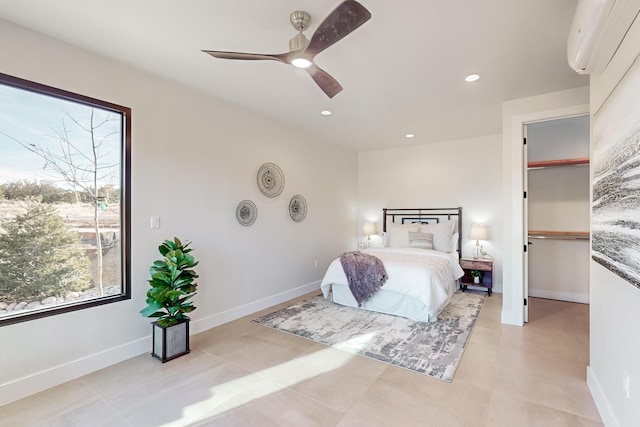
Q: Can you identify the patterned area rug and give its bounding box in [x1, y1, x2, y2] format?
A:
[252, 291, 485, 382]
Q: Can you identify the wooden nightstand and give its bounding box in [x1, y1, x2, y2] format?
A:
[459, 258, 493, 296]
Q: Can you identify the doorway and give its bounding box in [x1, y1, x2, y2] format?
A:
[524, 115, 590, 318]
[501, 96, 588, 326]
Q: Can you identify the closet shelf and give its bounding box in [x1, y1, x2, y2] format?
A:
[528, 230, 589, 240]
[527, 157, 589, 169]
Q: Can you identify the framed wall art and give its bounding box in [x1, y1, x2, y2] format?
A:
[592, 58, 640, 289]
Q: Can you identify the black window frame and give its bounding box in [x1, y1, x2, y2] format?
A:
[0, 72, 131, 326]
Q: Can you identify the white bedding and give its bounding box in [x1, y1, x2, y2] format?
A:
[320, 248, 464, 322]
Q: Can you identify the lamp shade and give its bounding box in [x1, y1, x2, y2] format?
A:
[363, 222, 378, 236]
[470, 224, 488, 240]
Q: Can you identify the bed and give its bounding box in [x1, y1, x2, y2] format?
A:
[320, 207, 465, 322]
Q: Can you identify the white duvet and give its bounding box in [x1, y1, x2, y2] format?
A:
[320, 247, 465, 320]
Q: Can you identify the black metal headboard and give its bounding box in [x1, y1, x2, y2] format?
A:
[383, 207, 463, 258]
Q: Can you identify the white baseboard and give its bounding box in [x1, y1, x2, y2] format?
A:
[190, 280, 321, 334]
[0, 337, 148, 407]
[528, 289, 589, 304]
[0, 280, 321, 407]
[587, 366, 619, 427]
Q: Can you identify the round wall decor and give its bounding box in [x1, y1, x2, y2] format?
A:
[257, 162, 285, 198]
[236, 200, 257, 226]
[289, 194, 307, 222]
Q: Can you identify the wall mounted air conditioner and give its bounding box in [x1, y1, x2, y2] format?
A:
[567, 0, 640, 74]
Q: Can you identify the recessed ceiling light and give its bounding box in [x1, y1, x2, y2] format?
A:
[405, 133, 415, 138]
[465, 74, 480, 82]
[321, 110, 332, 116]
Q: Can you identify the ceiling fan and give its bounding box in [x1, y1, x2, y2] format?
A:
[202, 0, 371, 98]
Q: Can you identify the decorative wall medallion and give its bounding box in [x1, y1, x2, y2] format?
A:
[257, 162, 285, 198]
[236, 200, 257, 226]
[289, 194, 307, 222]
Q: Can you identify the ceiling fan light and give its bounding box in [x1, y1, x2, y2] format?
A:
[292, 58, 312, 68]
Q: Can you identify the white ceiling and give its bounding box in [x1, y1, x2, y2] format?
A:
[0, 0, 588, 152]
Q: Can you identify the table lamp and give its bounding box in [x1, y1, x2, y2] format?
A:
[363, 222, 378, 248]
[470, 224, 488, 259]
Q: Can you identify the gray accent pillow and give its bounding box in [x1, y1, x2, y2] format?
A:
[408, 232, 434, 250]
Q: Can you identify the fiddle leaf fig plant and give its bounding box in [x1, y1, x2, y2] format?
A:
[140, 237, 199, 327]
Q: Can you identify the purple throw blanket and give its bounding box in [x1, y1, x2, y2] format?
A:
[339, 251, 388, 306]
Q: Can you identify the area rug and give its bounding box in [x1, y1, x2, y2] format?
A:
[252, 291, 485, 382]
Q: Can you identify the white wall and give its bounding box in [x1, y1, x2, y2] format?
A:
[501, 87, 589, 325]
[0, 19, 358, 406]
[357, 134, 503, 291]
[527, 116, 590, 303]
[587, 12, 640, 427]
[527, 115, 590, 161]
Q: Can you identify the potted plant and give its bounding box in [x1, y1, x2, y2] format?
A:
[140, 237, 199, 362]
[470, 270, 482, 284]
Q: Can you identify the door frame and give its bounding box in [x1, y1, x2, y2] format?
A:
[523, 124, 529, 323]
[502, 102, 589, 326]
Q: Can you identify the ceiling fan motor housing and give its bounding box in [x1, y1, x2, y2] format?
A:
[289, 11, 311, 51]
[289, 33, 309, 51]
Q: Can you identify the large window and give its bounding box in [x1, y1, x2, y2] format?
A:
[0, 73, 131, 326]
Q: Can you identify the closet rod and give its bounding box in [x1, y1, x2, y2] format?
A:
[528, 230, 589, 240]
[527, 157, 589, 169]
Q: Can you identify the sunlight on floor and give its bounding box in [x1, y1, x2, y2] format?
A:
[333, 331, 379, 353]
[159, 333, 378, 426]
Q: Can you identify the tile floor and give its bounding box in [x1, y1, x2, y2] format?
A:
[0, 293, 602, 426]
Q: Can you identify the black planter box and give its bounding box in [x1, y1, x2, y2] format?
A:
[151, 320, 190, 363]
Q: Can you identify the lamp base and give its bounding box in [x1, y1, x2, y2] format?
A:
[473, 244, 482, 259]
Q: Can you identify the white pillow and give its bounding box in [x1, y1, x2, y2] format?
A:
[450, 232, 460, 253]
[408, 232, 434, 250]
[420, 220, 455, 252]
[386, 223, 420, 248]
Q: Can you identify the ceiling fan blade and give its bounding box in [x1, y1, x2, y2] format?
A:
[306, 63, 343, 98]
[202, 50, 291, 63]
[304, 0, 371, 57]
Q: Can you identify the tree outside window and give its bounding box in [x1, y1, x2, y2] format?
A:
[0, 73, 131, 325]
